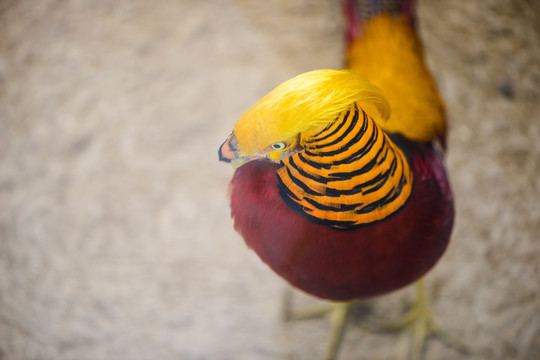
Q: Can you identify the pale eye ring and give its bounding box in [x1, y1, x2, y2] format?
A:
[271, 142, 286, 150]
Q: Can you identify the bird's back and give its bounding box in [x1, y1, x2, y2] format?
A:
[346, 11, 447, 147]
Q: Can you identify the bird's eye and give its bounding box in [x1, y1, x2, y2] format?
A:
[271, 142, 286, 150]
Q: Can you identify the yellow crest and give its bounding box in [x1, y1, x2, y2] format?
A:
[233, 69, 390, 156]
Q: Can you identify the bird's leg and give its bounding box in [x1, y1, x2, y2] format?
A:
[323, 301, 352, 360]
[370, 278, 467, 360]
[283, 293, 353, 360]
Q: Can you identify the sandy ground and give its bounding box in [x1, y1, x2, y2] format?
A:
[1, 1, 539, 359]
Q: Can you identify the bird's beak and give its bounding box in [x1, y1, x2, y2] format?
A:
[218, 133, 251, 168]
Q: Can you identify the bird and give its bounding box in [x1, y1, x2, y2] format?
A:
[219, 1, 460, 359]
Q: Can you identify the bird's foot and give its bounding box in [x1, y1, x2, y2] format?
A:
[365, 279, 468, 360]
[282, 280, 467, 360]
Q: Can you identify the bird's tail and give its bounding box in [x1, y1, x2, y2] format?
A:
[343, 0, 416, 45]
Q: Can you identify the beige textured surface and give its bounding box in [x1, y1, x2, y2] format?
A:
[0, 1, 539, 359]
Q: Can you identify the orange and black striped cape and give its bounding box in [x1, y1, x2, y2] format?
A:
[277, 103, 412, 230]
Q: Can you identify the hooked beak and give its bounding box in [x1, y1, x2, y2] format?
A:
[218, 133, 251, 168]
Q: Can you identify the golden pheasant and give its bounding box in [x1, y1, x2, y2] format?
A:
[219, 1, 459, 359]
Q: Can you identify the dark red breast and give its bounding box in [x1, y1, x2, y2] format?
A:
[229, 138, 453, 301]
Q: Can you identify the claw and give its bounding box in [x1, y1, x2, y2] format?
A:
[369, 279, 468, 360]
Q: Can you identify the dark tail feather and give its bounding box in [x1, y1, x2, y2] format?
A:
[343, 0, 416, 45]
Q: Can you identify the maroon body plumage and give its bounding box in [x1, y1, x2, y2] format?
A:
[229, 137, 453, 301]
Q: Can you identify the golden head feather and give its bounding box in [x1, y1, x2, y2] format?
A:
[232, 69, 390, 156]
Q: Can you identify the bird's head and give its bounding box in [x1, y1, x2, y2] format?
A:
[219, 69, 390, 168]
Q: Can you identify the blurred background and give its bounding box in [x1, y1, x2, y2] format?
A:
[0, 1, 539, 359]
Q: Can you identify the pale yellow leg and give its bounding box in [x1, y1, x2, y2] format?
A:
[323, 302, 352, 360]
[283, 294, 353, 360]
